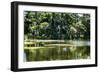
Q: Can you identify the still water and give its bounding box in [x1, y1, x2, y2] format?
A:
[24, 40, 90, 62]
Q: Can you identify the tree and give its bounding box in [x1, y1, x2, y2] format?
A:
[24, 11, 90, 40]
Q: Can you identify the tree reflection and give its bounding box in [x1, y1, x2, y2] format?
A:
[24, 44, 90, 61]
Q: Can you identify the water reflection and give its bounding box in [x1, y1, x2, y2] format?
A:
[24, 40, 90, 62]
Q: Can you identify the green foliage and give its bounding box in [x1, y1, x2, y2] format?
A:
[24, 11, 90, 40]
[24, 12, 90, 61]
[40, 22, 49, 29]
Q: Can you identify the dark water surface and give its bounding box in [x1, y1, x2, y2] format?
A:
[24, 40, 90, 62]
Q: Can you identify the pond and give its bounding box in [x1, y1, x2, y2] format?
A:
[24, 40, 90, 62]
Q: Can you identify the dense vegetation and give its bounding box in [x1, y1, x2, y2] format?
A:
[24, 11, 90, 61]
[24, 11, 90, 40]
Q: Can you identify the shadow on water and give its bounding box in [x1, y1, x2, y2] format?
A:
[24, 40, 90, 62]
